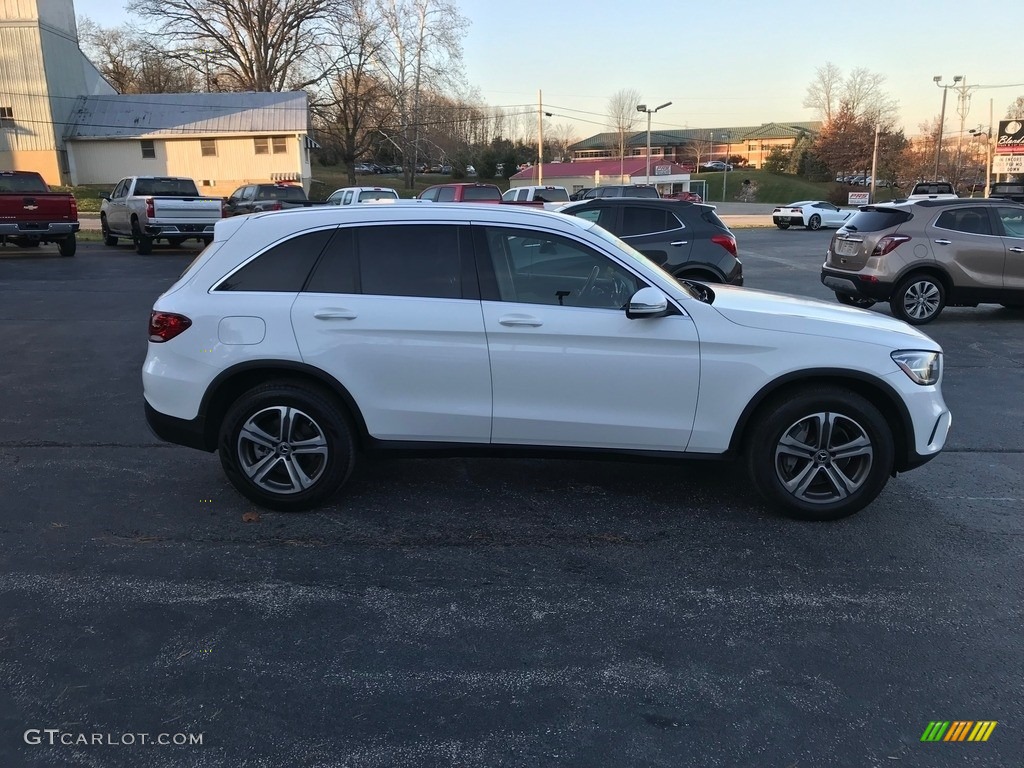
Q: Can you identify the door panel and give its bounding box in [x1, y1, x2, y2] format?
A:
[997, 206, 1024, 292]
[927, 209, 1004, 292]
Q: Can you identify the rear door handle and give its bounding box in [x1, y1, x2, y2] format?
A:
[498, 314, 543, 327]
[1010, 247, 1024, 253]
[933, 239, 952, 245]
[313, 309, 357, 320]
[670, 240, 688, 246]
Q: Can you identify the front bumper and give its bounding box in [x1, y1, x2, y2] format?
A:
[820, 267, 894, 301]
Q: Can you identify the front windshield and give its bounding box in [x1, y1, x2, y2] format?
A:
[581, 221, 701, 300]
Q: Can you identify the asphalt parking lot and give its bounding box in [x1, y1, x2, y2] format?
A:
[1, 231, 1022, 767]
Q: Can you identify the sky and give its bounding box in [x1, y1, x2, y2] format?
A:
[71, 0, 1024, 141]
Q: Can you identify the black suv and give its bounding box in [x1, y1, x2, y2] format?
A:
[560, 198, 743, 284]
[580, 185, 660, 199]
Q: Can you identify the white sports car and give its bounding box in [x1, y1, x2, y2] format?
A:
[772, 200, 852, 231]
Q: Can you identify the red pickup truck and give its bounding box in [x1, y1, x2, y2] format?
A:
[0, 171, 79, 256]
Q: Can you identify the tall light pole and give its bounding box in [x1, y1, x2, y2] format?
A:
[721, 132, 731, 201]
[933, 75, 963, 179]
[636, 101, 672, 185]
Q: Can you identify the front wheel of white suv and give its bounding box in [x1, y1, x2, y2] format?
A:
[218, 382, 356, 511]
[745, 387, 895, 521]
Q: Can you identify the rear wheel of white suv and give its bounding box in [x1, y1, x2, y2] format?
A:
[745, 387, 894, 521]
[218, 382, 356, 511]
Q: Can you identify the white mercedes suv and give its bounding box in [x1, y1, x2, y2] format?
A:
[143, 204, 951, 520]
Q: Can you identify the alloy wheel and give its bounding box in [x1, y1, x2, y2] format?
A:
[901, 280, 942, 321]
[236, 406, 330, 495]
[773, 411, 873, 505]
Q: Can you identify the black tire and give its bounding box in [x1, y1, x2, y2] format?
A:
[890, 273, 945, 324]
[776, 222, 790, 230]
[202, 237, 213, 246]
[131, 219, 153, 255]
[835, 292, 876, 309]
[57, 233, 76, 257]
[218, 382, 357, 511]
[808, 214, 822, 231]
[101, 215, 118, 246]
[745, 387, 894, 521]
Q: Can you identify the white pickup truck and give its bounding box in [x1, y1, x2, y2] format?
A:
[100, 176, 223, 254]
[906, 181, 958, 201]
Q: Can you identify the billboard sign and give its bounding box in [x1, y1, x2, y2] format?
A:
[995, 120, 1024, 154]
[992, 154, 1024, 174]
[848, 192, 870, 205]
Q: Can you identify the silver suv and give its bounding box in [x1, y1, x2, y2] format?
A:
[820, 199, 1024, 324]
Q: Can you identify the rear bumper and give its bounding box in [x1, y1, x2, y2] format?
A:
[144, 400, 212, 452]
[0, 221, 79, 237]
[820, 267, 894, 300]
[143, 222, 217, 237]
[773, 215, 803, 226]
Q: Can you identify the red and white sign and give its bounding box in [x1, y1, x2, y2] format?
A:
[848, 192, 870, 205]
[995, 120, 1024, 154]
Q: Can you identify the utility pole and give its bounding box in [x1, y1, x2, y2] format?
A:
[954, 77, 973, 182]
[537, 90, 543, 186]
[869, 123, 880, 203]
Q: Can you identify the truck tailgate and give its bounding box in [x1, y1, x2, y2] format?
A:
[151, 197, 223, 222]
[0, 193, 76, 224]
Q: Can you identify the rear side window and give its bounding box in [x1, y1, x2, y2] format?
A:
[436, 187, 456, 202]
[462, 186, 501, 202]
[216, 229, 334, 291]
[843, 208, 913, 232]
[700, 209, 728, 230]
[934, 208, 993, 235]
[621, 207, 678, 236]
[996, 206, 1024, 238]
[357, 224, 462, 299]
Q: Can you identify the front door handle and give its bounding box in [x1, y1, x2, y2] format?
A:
[1009, 247, 1024, 253]
[933, 239, 952, 245]
[313, 309, 357, 320]
[670, 240, 688, 246]
[498, 314, 543, 327]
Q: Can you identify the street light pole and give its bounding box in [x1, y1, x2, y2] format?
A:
[933, 75, 963, 179]
[721, 133, 730, 201]
[636, 101, 672, 186]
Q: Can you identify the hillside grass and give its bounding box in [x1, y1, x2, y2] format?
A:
[692, 169, 903, 205]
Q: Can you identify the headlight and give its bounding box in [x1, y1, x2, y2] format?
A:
[892, 350, 941, 385]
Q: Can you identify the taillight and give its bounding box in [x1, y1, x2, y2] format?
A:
[711, 233, 738, 257]
[793, 207, 803, 214]
[270, 202, 282, 211]
[872, 235, 911, 256]
[146, 197, 155, 218]
[70, 196, 78, 218]
[149, 311, 192, 342]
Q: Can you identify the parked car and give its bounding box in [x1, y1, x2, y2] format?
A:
[502, 185, 570, 204]
[906, 182, 958, 201]
[569, 188, 592, 201]
[580, 185, 660, 200]
[418, 182, 502, 203]
[325, 186, 400, 205]
[560, 198, 742, 285]
[100, 176, 222, 254]
[773, 201, 853, 231]
[143, 204, 949, 521]
[663, 190, 703, 203]
[0, 170, 79, 256]
[821, 198, 1024, 323]
[700, 161, 733, 172]
[223, 182, 324, 217]
[988, 182, 1024, 203]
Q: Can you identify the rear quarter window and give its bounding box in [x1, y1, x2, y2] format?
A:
[700, 209, 728, 230]
[216, 229, 334, 291]
[843, 208, 913, 232]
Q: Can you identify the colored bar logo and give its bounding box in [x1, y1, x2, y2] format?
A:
[921, 721, 997, 742]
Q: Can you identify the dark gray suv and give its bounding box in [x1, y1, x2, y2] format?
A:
[559, 198, 743, 284]
[580, 185, 661, 199]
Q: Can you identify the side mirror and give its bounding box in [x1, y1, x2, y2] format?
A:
[102, 196, 110, 202]
[626, 287, 669, 319]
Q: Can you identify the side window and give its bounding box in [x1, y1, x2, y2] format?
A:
[112, 180, 127, 198]
[481, 227, 644, 310]
[356, 224, 462, 299]
[216, 229, 334, 291]
[436, 187, 456, 202]
[343, 191, 354, 205]
[502, 189, 515, 201]
[325, 191, 341, 205]
[934, 208, 993, 236]
[621, 207, 676, 236]
[229, 186, 245, 201]
[419, 187, 439, 202]
[517, 189, 528, 201]
[996, 207, 1024, 238]
[571, 208, 602, 224]
[305, 229, 357, 294]
[241, 186, 256, 200]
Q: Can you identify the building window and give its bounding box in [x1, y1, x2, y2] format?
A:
[200, 139, 217, 157]
[272, 136, 287, 154]
[254, 137, 269, 155]
[140, 140, 156, 158]
[0, 106, 13, 127]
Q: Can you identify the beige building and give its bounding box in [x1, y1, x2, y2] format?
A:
[64, 92, 316, 195]
[0, 0, 115, 185]
[1, 0, 317, 194]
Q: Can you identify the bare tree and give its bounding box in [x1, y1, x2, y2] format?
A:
[549, 122, 577, 161]
[79, 18, 199, 93]
[314, 0, 394, 183]
[804, 62, 898, 126]
[684, 131, 713, 170]
[1007, 95, 1024, 118]
[803, 62, 842, 124]
[608, 88, 642, 170]
[126, 0, 334, 92]
[376, 0, 469, 187]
